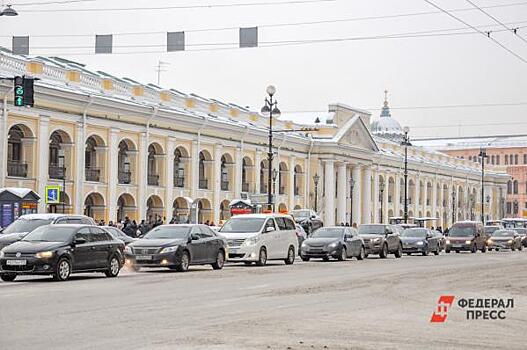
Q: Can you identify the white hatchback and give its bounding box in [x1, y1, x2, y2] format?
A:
[219, 214, 298, 266]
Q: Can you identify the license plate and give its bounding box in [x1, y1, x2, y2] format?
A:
[135, 255, 152, 260]
[229, 249, 239, 254]
[6, 259, 26, 266]
[452, 244, 462, 248]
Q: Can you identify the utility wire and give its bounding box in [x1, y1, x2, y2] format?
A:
[13, 0, 96, 6]
[17, 0, 337, 13]
[423, 0, 527, 64]
[5, 1, 527, 38]
[464, 0, 527, 45]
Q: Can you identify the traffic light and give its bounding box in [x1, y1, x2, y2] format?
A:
[13, 76, 34, 107]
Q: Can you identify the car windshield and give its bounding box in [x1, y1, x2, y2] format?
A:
[402, 229, 428, 238]
[22, 226, 76, 242]
[449, 226, 476, 237]
[484, 226, 500, 234]
[106, 227, 126, 238]
[358, 225, 386, 235]
[291, 210, 310, 219]
[144, 226, 191, 239]
[2, 218, 53, 235]
[220, 218, 266, 233]
[311, 228, 344, 238]
[515, 229, 526, 235]
[492, 230, 514, 237]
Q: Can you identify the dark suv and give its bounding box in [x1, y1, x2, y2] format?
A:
[445, 221, 486, 253]
[0, 214, 95, 250]
[358, 224, 402, 258]
[0, 224, 125, 281]
[291, 209, 323, 236]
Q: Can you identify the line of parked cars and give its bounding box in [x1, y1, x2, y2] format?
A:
[0, 211, 525, 282]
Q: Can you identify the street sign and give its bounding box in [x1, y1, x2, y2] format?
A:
[45, 186, 61, 204]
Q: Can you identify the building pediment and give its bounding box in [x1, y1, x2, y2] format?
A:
[333, 116, 379, 152]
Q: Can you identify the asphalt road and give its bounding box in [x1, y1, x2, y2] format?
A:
[1, 250, 526, 350]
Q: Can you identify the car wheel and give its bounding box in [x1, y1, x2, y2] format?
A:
[284, 246, 295, 265]
[445, 248, 451, 253]
[434, 247, 439, 255]
[379, 243, 388, 259]
[53, 258, 71, 281]
[406, 253, 411, 256]
[301, 256, 310, 262]
[455, 250, 460, 253]
[176, 251, 190, 272]
[488, 248, 493, 251]
[422, 245, 429, 256]
[471, 244, 477, 254]
[394, 243, 403, 258]
[519, 244, 523, 251]
[512, 245, 516, 251]
[244, 262, 253, 266]
[357, 246, 365, 260]
[256, 247, 267, 266]
[0, 273, 17, 282]
[104, 256, 121, 277]
[212, 250, 225, 270]
[337, 246, 347, 261]
[481, 243, 487, 253]
[322, 257, 330, 261]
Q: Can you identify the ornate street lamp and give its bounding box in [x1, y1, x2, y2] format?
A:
[479, 147, 488, 224]
[0, 5, 18, 17]
[379, 178, 385, 223]
[313, 173, 320, 212]
[58, 149, 66, 214]
[401, 126, 411, 223]
[272, 168, 278, 211]
[452, 189, 456, 226]
[261, 85, 281, 212]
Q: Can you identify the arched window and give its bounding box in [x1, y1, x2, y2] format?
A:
[174, 148, 184, 187]
[513, 180, 519, 194]
[514, 154, 518, 165]
[7, 125, 23, 162]
[220, 155, 229, 191]
[469, 156, 472, 161]
[491, 155, 495, 164]
[507, 180, 512, 194]
[85, 137, 97, 169]
[118, 141, 131, 184]
[198, 152, 207, 189]
[147, 144, 160, 186]
[260, 160, 267, 193]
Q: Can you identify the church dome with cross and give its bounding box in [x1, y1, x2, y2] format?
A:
[371, 90, 405, 143]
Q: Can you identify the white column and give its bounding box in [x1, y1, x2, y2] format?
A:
[137, 133, 147, 220]
[362, 166, 372, 224]
[324, 160, 335, 226]
[255, 150, 261, 194]
[337, 162, 347, 224]
[165, 137, 176, 221]
[383, 175, 389, 223]
[0, 100, 7, 187]
[213, 144, 223, 223]
[432, 178, 438, 220]
[74, 122, 85, 215]
[234, 147, 243, 197]
[394, 173, 401, 216]
[37, 116, 50, 213]
[423, 178, 429, 216]
[107, 128, 119, 222]
[352, 165, 361, 225]
[304, 157, 310, 208]
[315, 162, 323, 214]
[191, 140, 199, 199]
[372, 168, 379, 223]
[288, 156, 296, 211]
[414, 175, 420, 216]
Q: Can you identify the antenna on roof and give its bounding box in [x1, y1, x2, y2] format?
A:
[155, 60, 170, 85]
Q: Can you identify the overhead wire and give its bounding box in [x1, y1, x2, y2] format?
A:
[423, 0, 527, 64]
[464, 0, 527, 45]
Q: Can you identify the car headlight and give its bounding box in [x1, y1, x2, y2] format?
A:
[124, 246, 133, 254]
[416, 241, 424, 246]
[328, 242, 339, 249]
[35, 251, 54, 259]
[160, 246, 179, 254]
[243, 236, 260, 246]
[487, 239, 493, 244]
[465, 240, 472, 244]
[0, 250, 4, 258]
[508, 240, 513, 244]
[445, 239, 450, 245]
[372, 238, 381, 244]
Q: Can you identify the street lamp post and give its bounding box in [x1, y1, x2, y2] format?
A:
[261, 86, 281, 212]
[479, 147, 488, 224]
[379, 179, 385, 223]
[0, 5, 18, 16]
[313, 173, 320, 212]
[349, 178, 355, 225]
[272, 168, 278, 211]
[401, 126, 411, 223]
[58, 149, 66, 214]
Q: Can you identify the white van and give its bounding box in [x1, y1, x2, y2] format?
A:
[219, 214, 298, 266]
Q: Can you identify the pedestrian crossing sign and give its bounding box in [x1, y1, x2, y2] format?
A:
[45, 186, 61, 204]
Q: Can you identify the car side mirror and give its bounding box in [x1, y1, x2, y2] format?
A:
[311, 215, 316, 219]
[191, 234, 200, 241]
[74, 237, 86, 245]
[265, 226, 275, 233]
[426, 233, 432, 239]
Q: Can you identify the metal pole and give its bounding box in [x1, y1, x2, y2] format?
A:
[267, 95, 273, 212]
[380, 190, 384, 224]
[314, 182, 318, 212]
[481, 150, 485, 224]
[62, 166, 66, 214]
[350, 186, 353, 225]
[404, 139, 408, 224]
[452, 191, 456, 226]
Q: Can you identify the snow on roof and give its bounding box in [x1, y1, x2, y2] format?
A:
[412, 135, 527, 150]
[0, 187, 38, 198]
[279, 111, 336, 125]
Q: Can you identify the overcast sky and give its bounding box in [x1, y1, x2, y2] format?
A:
[1, 0, 526, 139]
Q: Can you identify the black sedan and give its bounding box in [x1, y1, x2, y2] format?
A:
[124, 224, 227, 272]
[401, 228, 441, 256]
[291, 209, 323, 236]
[300, 226, 365, 261]
[0, 225, 124, 282]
